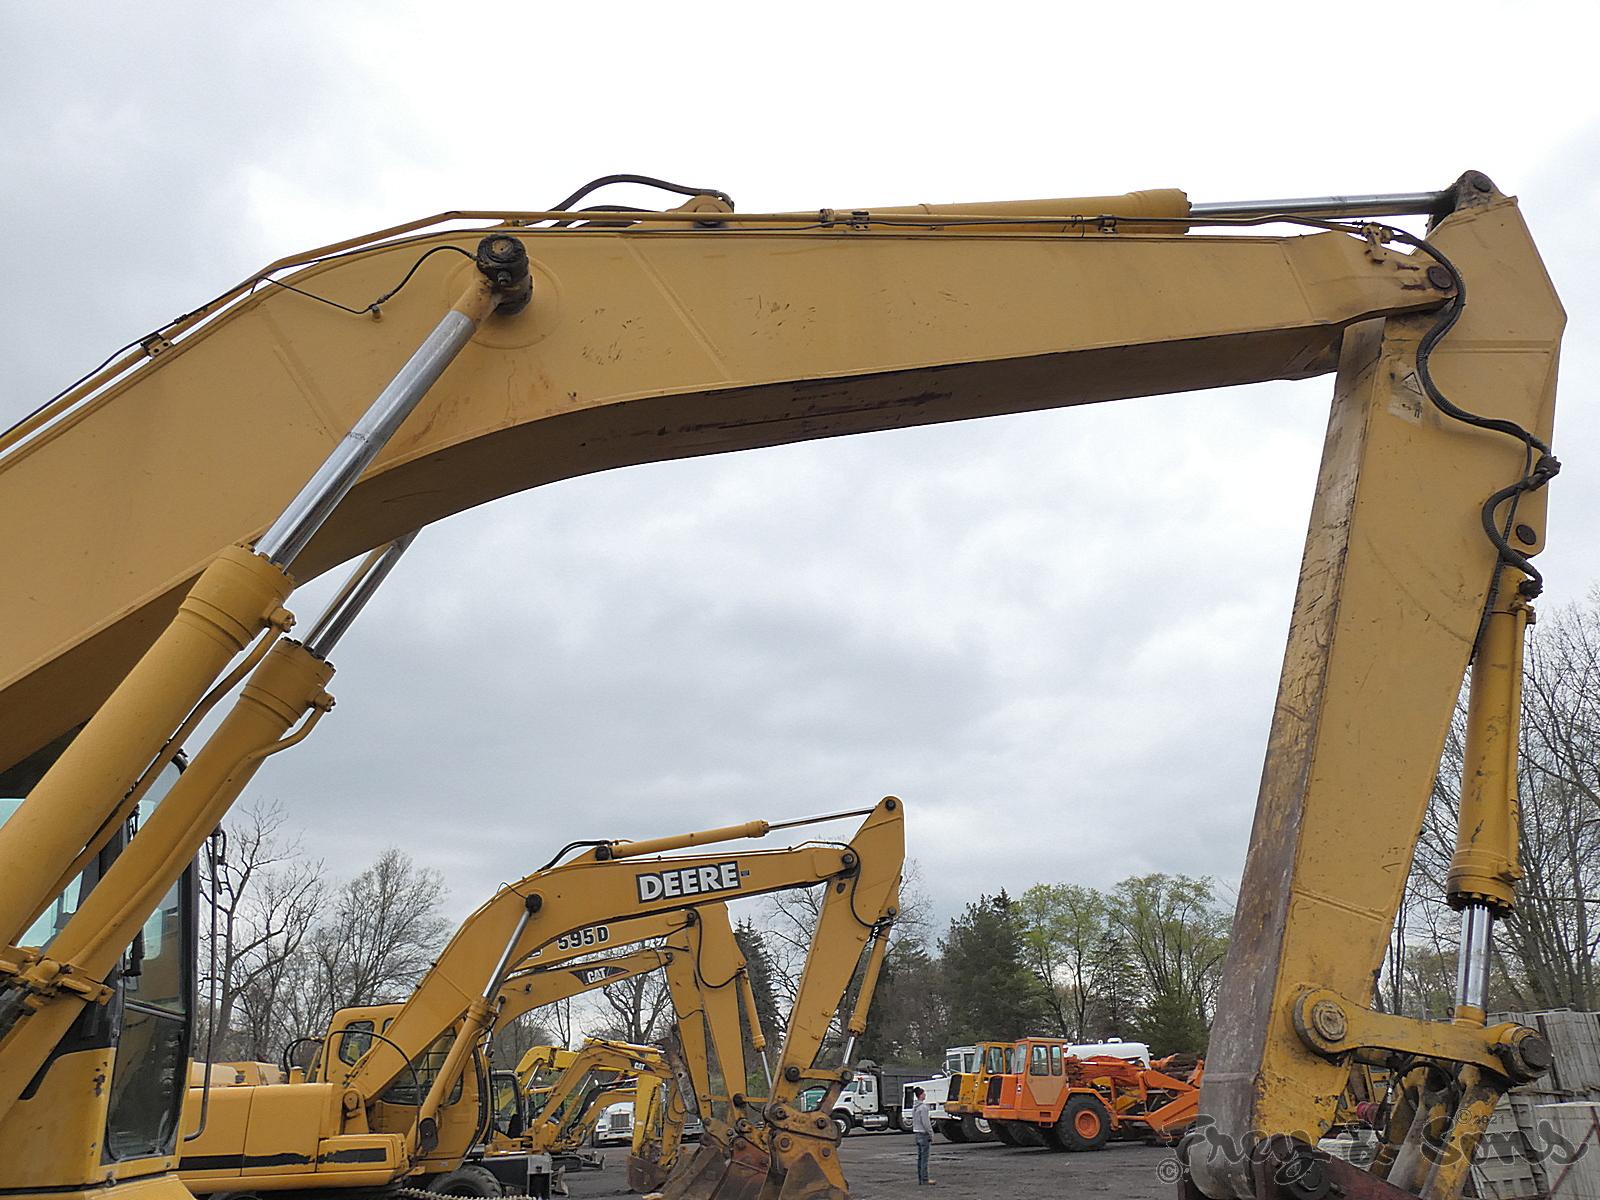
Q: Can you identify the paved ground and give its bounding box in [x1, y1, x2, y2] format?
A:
[565, 1131, 1181, 1198]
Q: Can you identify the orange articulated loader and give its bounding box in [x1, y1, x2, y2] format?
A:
[982, 1038, 1200, 1151]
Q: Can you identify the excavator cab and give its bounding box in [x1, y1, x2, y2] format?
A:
[490, 1069, 527, 1139]
[0, 741, 197, 1184]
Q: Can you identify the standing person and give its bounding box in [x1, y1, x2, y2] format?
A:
[911, 1086, 936, 1185]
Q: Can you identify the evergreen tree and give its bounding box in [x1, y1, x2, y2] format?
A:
[733, 919, 784, 1090]
[856, 941, 948, 1065]
[1084, 931, 1141, 1040]
[940, 891, 1051, 1041]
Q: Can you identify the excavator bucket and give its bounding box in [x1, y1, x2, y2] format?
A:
[705, 1135, 773, 1200]
[771, 1155, 849, 1200]
[629, 1150, 670, 1193]
[652, 1136, 738, 1199]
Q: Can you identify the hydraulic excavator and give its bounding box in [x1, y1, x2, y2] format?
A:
[175, 800, 901, 1196]
[312, 903, 760, 1195]
[0, 171, 1565, 1200]
[267, 911, 711, 1195]
[514, 1037, 682, 1159]
[628, 1064, 693, 1193]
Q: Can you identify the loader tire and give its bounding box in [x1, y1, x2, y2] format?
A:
[1049, 1094, 1112, 1152]
[428, 1164, 505, 1196]
[941, 1119, 968, 1144]
[991, 1119, 1021, 1146]
[962, 1115, 994, 1142]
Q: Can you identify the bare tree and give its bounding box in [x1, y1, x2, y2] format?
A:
[198, 800, 325, 1062]
[592, 944, 674, 1045]
[540, 997, 576, 1049]
[492, 1014, 554, 1070]
[1388, 592, 1600, 1017]
[760, 884, 825, 1024]
[757, 869, 918, 1057]
[312, 847, 452, 1012]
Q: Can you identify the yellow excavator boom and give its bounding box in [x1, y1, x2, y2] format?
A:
[0, 173, 1563, 1200]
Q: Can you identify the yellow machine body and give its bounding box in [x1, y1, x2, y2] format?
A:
[0, 176, 1564, 1200]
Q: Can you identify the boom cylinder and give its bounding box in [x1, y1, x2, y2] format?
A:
[602, 821, 771, 859]
[0, 545, 291, 948]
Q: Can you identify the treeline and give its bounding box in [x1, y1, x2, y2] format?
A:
[198, 802, 451, 1065]
[852, 874, 1230, 1064]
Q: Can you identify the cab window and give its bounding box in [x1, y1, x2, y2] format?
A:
[380, 1031, 464, 1106]
[338, 1020, 376, 1065]
[1029, 1045, 1049, 1076]
[1050, 1046, 1063, 1075]
[986, 1046, 1009, 1074]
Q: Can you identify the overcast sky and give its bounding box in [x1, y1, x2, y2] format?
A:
[4, 4, 1598, 945]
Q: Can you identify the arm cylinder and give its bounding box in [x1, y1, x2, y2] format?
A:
[602, 820, 771, 859]
[1447, 571, 1529, 917]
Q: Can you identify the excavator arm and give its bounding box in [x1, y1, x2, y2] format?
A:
[0, 174, 1564, 1200]
[522, 1037, 673, 1154]
[307, 909, 699, 1084]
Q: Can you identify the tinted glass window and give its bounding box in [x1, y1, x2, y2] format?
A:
[104, 1006, 187, 1158]
[338, 1020, 376, 1065]
[987, 1046, 1009, 1074]
[1029, 1045, 1049, 1076]
[1050, 1046, 1063, 1075]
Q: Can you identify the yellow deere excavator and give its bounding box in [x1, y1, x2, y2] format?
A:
[0, 171, 1565, 1200]
[263, 909, 716, 1195]
[307, 902, 763, 1196]
[176, 801, 900, 1196]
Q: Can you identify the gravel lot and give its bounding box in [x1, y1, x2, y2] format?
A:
[565, 1130, 1182, 1199]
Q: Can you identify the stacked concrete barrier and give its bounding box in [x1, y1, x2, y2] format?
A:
[1473, 1012, 1600, 1200]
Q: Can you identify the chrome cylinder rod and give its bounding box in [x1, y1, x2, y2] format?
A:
[1455, 903, 1494, 1016]
[254, 234, 529, 570]
[1191, 190, 1450, 220]
[485, 899, 541, 1003]
[253, 310, 481, 568]
[302, 533, 418, 659]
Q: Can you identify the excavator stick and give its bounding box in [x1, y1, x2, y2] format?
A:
[650, 806, 900, 1200]
[1184, 187, 1563, 1200]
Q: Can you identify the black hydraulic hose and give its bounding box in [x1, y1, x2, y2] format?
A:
[545, 174, 732, 216]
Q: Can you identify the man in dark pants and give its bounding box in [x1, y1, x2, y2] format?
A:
[911, 1086, 936, 1185]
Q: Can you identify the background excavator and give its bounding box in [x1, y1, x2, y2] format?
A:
[178, 802, 902, 1197]
[0, 171, 1564, 1200]
[235, 908, 727, 1195]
